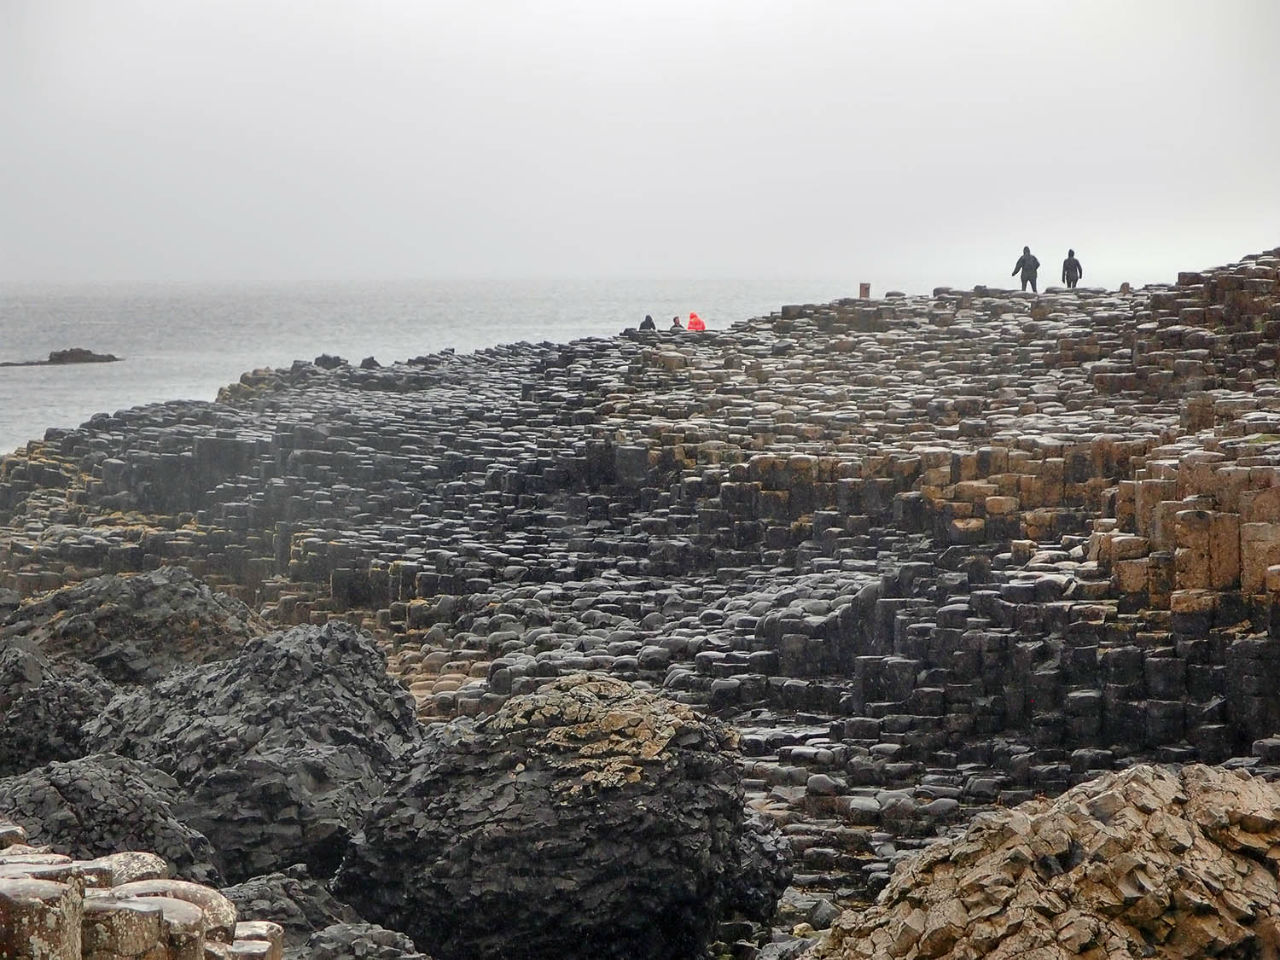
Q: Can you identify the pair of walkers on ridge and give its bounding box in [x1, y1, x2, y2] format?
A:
[1012, 246, 1084, 292]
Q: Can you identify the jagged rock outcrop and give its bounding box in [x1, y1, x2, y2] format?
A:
[335, 672, 789, 960]
[0, 641, 46, 709]
[807, 764, 1280, 960]
[222, 866, 365, 946]
[1, 566, 267, 682]
[0, 753, 221, 884]
[0, 665, 115, 776]
[85, 621, 423, 881]
[0, 635, 118, 776]
[293, 922, 433, 960]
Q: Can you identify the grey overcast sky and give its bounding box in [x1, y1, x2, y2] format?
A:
[1, 0, 1277, 292]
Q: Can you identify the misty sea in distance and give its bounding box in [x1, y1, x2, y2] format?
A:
[0, 275, 870, 455]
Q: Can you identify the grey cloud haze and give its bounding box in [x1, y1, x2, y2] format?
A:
[2, 0, 1278, 292]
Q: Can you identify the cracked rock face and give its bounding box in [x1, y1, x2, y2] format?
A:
[291, 923, 433, 960]
[0, 753, 221, 884]
[806, 764, 1280, 960]
[0, 566, 268, 682]
[85, 621, 423, 881]
[335, 672, 789, 960]
[221, 866, 365, 947]
[0, 668, 115, 776]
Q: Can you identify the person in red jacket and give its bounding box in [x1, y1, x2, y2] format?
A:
[687, 312, 706, 332]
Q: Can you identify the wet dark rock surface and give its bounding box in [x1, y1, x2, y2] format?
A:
[0, 666, 114, 775]
[221, 865, 365, 946]
[335, 673, 788, 960]
[0, 753, 221, 883]
[85, 621, 423, 881]
[0, 247, 1278, 955]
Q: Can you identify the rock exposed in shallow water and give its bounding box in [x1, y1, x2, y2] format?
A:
[806, 763, 1280, 960]
[0, 753, 221, 884]
[222, 865, 365, 947]
[334, 672, 790, 960]
[85, 621, 423, 881]
[47, 347, 120, 364]
[0, 347, 121, 367]
[1, 566, 268, 682]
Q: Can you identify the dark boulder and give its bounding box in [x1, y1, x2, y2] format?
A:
[1, 567, 268, 682]
[0, 753, 220, 883]
[85, 621, 423, 881]
[334, 673, 790, 960]
[222, 865, 365, 947]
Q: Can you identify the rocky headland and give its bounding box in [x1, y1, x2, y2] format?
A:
[0, 247, 1279, 958]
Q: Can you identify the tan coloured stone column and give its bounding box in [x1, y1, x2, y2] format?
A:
[80, 896, 164, 957]
[1175, 509, 1212, 590]
[1241, 523, 1280, 594]
[0, 877, 82, 959]
[1209, 511, 1242, 590]
[112, 878, 237, 943]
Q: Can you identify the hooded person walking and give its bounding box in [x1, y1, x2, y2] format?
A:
[1012, 246, 1041, 293]
[1062, 250, 1083, 289]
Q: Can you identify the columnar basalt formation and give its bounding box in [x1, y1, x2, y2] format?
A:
[0, 813, 286, 959]
[806, 764, 1280, 960]
[0, 247, 1278, 953]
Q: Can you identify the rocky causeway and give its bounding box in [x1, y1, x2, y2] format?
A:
[1, 246, 1280, 958]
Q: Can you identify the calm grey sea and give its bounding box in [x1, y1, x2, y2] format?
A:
[0, 276, 864, 454]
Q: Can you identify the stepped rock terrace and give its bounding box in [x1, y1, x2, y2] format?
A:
[2, 247, 1280, 953]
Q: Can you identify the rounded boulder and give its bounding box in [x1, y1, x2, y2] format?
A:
[334, 673, 788, 960]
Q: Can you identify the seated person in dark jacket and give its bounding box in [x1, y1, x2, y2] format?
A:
[639, 314, 656, 330]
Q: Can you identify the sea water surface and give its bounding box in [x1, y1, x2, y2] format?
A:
[0, 276, 864, 455]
